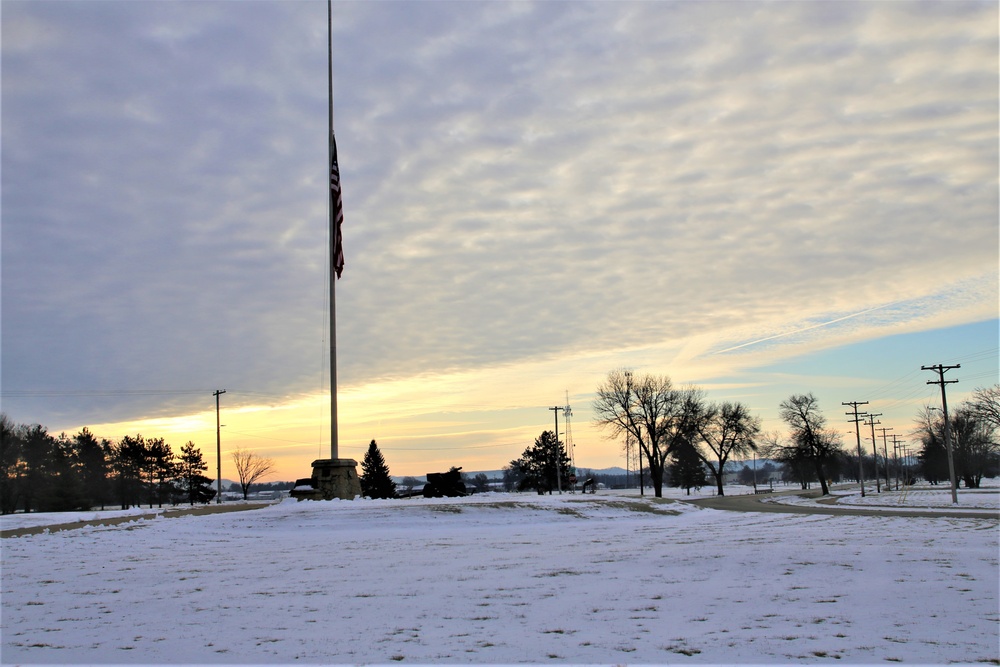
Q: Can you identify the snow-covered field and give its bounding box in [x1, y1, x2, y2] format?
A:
[2, 488, 998, 665]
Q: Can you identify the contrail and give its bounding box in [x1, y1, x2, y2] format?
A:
[712, 302, 896, 355]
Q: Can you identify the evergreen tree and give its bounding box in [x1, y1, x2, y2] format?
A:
[145, 437, 175, 508]
[0, 414, 22, 514]
[502, 461, 526, 492]
[74, 428, 111, 510]
[360, 439, 397, 499]
[512, 431, 572, 494]
[21, 424, 58, 513]
[177, 441, 216, 505]
[43, 432, 87, 512]
[112, 434, 148, 509]
[667, 439, 707, 495]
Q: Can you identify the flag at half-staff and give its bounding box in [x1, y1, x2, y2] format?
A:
[331, 133, 345, 279]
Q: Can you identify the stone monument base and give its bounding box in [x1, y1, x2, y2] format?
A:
[289, 458, 361, 501]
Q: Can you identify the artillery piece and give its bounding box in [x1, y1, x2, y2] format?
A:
[422, 466, 467, 498]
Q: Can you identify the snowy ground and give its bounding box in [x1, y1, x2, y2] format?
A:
[764, 482, 1000, 513]
[2, 487, 998, 665]
[0, 505, 191, 531]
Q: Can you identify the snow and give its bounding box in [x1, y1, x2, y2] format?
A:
[2, 486, 998, 665]
[0, 506, 171, 531]
[766, 487, 1000, 513]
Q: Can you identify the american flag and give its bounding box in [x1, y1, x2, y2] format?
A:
[331, 133, 345, 279]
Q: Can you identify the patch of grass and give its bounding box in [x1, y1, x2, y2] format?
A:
[556, 507, 585, 518]
[594, 499, 679, 516]
[477, 501, 535, 511]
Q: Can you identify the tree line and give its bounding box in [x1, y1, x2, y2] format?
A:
[588, 370, 998, 498]
[0, 414, 217, 514]
[5, 380, 995, 510]
[589, 369, 763, 497]
[0, 414, 279, 514]
[913, 385, 1000, 488]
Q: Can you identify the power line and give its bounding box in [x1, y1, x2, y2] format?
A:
[1, 389, 211, 398]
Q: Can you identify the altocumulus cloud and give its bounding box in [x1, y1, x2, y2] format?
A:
[2, 1, 997, 429]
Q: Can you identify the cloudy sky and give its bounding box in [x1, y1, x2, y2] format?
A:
[3, 1, 997, 480]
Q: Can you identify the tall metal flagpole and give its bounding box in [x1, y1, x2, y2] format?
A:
[288, 0, 358, 501]
[328, 0, 338, 460]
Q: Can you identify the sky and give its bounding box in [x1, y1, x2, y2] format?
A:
[2, 0, 997, 481]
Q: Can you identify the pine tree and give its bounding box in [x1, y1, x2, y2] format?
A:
[513, 431, 572, 494]
[145, 437, 175, 508]
[360, 439, 397, 499]
[74, 428, 111, 510]
[667, 439, 707, 495]
[112, 434, 147, 509]
[177, 441, 216, 505]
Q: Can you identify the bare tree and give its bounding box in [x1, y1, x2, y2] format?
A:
[231, 447, 275, 500]
[777, 393, 842, 496]
[400, 476, 421, 494]
[967, 384, 1000, 430]
[915, 404, 998, 489]
[593, 369, 702, 497]
[694, 401, 761, 496]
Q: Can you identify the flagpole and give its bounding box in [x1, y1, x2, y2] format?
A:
[289, 0, 358, 501]
[328, 0, 338, 461]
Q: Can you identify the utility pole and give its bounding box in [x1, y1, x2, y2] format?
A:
[625, 432, 631, 489]
[891, 434, 904, 490]
[922, 364, 960, 504]
[844, 401, 869, 497]
[865, 413, 882, 493]
[891, 435, 899, 490]
[877, 426, 893, 490]
[623, 371, 643, 496]
[548, 406, 563, 494]
[213, 389, 226, 504]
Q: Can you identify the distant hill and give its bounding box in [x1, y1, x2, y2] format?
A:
[392, 465, 629, 484]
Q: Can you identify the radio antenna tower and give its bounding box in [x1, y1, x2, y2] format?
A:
[563, 390, 575, 467]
